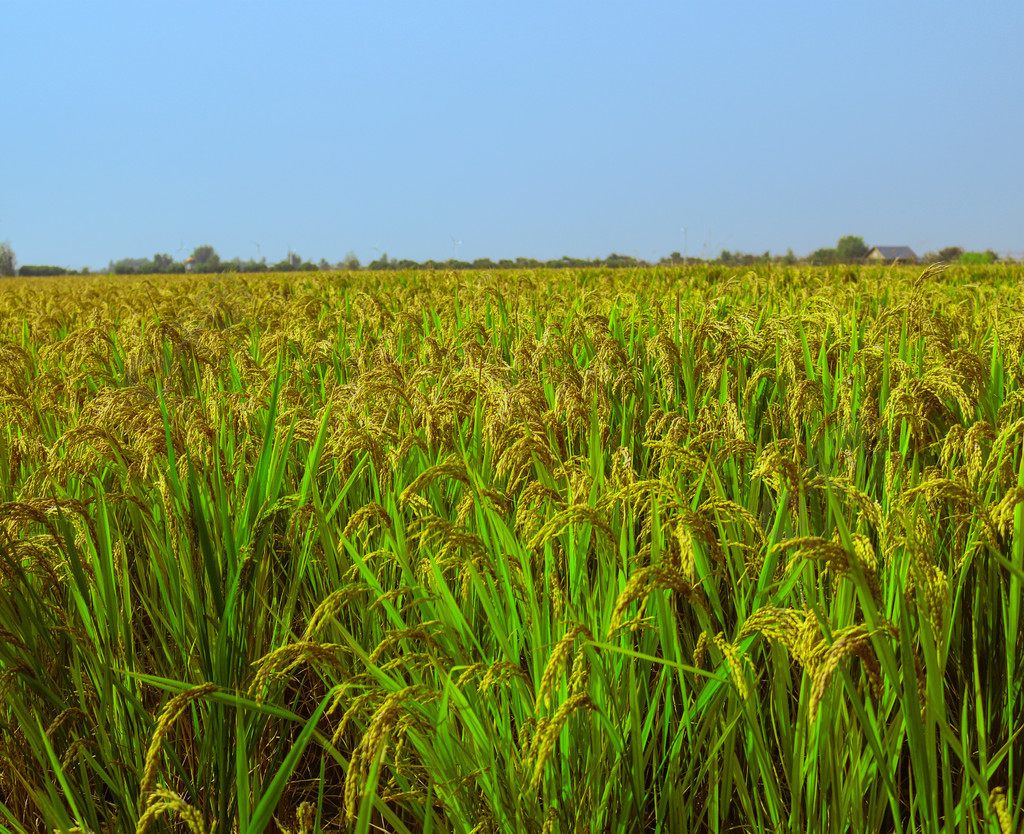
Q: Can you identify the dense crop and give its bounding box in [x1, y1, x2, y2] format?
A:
[0, 263, 1022, 833]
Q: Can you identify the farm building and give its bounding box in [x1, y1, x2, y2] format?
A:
[867, 246, 917, 263]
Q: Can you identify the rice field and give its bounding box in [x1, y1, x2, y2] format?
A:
[0, 263, 1022, 833]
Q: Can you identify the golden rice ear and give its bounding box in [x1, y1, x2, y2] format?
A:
[676, 522, 697, 585]
[692, 631, 709, 669]
[607, 565, 706, 640]
[343, 685, 436, 822]
[138, 683, 218, 807]
[249, 642, 350, 705]
[988, 787, 1013, 834]
[738, 607, 804, 654]
[476, 660, 530, 694]
[910, 261, 948, 294]
[135, 787, 209, 834]
[994, 487, 1024, 540]
[711, 632, 751, 703]
[808, 627, 877, 724]
[302, 585, 372, 640]
[526, 504, 613, 554]
[535, 624, 592, 713]
[527, 691, 594, 791]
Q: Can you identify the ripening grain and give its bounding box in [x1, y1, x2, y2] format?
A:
[0, 263, 1022, 833]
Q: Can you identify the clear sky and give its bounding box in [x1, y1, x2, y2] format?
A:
[4, 0, 1023, 270]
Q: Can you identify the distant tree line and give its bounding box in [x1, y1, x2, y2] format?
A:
[0, 238, 1014, 278]
[18, 265, 74, 277]
[101, 247, 673, 274]
[805, 237, 1002, 266]
[918, 246, 1000, 265]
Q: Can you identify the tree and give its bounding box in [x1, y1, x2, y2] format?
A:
[836, 235, 868, 262]
[959, 251, 997, 265]
[111, 257, 149, 274]
[341, 251, 361, 270]
[809, 247, 837, 265]
[239, 258, 267, 273]
[604, 253, 639, 268]
[191, 245, 221, 272]
[938, 246, 964, 262]
[0, 241, 16, 277]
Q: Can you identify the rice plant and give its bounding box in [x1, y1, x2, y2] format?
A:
[0, 262, 1021, 832]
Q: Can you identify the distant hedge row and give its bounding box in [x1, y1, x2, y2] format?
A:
[19, 266, 69, 277]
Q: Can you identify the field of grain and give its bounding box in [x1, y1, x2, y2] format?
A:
[0, 264, 1022, 833]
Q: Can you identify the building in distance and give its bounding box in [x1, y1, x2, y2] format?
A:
[867, 246, 917, 263]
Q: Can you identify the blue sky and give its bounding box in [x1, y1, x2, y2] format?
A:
[4, 0, 1023, 269]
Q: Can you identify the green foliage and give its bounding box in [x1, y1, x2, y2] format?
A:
[367, 252, 392, 270]
[836, 234, 868, 261]
[603, 252, 640, 267]
[960, 250, 998, 264]
[191, 245, 221, 273]
[272, 252, 315, 272]
[809, 246, 837, 265]
[514, 256, 543, 268]
[18, 265, 68, 276]
[719, 249, 771, 266]
[109, 254, 187, 274]
[111, 257, 147, 274]
[0, 240, 17, 276]
[82, 248, 883, 274]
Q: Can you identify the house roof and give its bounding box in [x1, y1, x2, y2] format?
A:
[868, 245, 917, 260]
